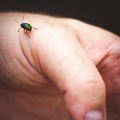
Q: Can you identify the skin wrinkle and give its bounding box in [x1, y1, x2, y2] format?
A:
[97, 51, 111, 73]
[8, 49, 37, 87]
[84, 39, 111, 66]
[98, 53, 120, 95]
[0, 39, 52, 91]
[18, 35, 49, 87]
[16, 28, 58, 93]
[97, 44, 120, 74]
[101, 43, 117, 66]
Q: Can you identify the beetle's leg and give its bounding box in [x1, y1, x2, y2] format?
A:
[24, 30, 30, 38]
[32, 27, 38, 30]
[18, 27, 22, 32]
[24, 29, 27, 34]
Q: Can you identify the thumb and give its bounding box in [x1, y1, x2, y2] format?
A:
[36, 30, 106, 120]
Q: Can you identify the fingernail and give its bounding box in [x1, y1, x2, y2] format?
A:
[84, 110, 104, 120]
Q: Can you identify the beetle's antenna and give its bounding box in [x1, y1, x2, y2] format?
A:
[22, 16, 24, 22]
[14, 19, 20, 25]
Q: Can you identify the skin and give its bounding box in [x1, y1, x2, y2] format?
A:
[0, 12, 120, 120]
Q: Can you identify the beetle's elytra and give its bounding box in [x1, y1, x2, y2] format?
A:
[20, 23, 32, 31]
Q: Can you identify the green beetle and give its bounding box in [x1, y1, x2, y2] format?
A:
[17, 22, 38, 38]
[14, 17, 38, 38]
[18, 23, 38, 32]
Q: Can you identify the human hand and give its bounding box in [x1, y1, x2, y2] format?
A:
[0, 12, 120, 120]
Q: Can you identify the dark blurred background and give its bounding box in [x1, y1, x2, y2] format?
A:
[0, 0, 119, 35]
